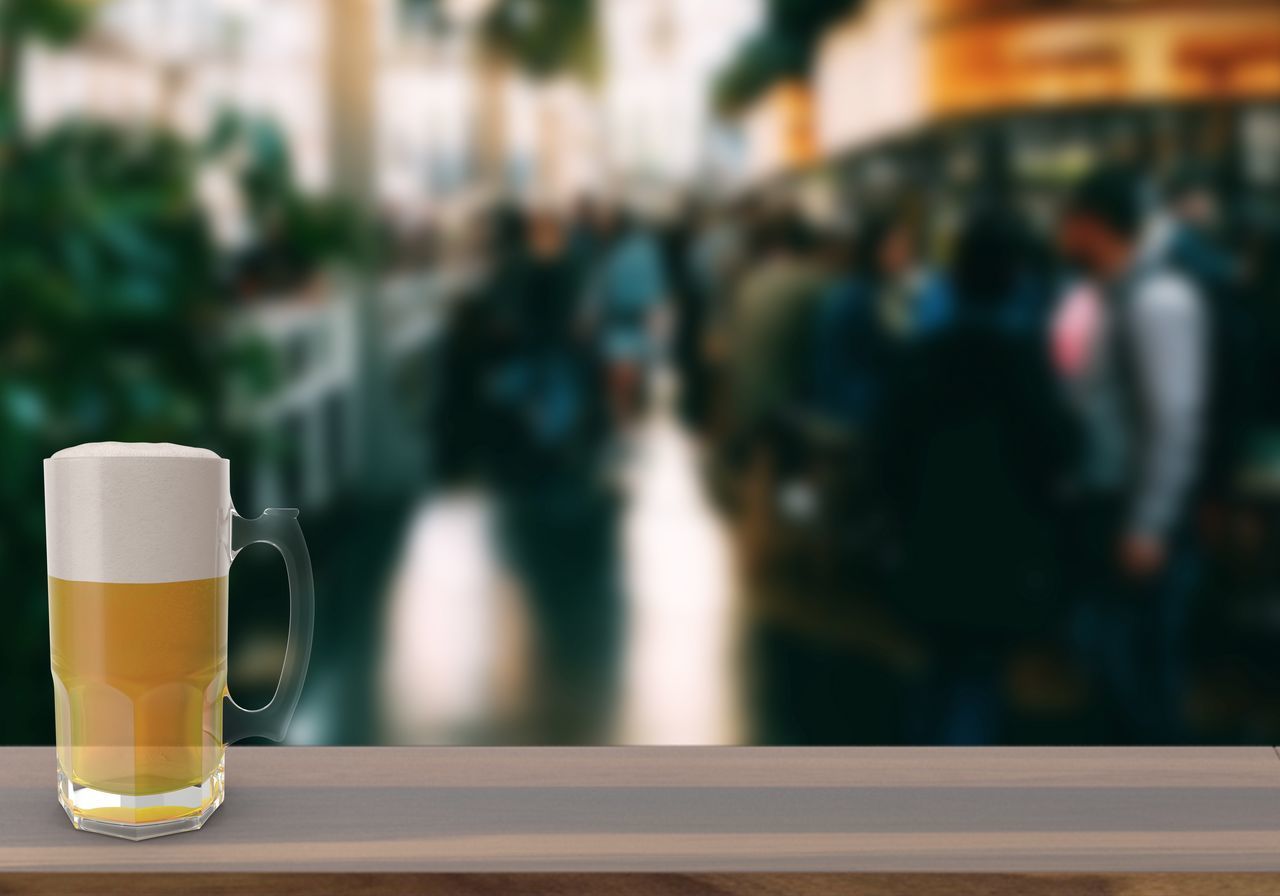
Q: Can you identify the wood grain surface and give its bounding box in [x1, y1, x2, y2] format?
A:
[2, 874, 1280, 896]
[2, 747, 1279, 894]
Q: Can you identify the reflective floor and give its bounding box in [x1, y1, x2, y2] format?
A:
[379, 396, 742, 745]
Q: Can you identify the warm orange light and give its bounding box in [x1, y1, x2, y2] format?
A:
[925, 0, 1280, 115]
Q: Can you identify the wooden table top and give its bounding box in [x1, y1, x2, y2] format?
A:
[3, 746, 1280, 894]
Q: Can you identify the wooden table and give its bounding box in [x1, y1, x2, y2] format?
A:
[3, 747, 1279, 894]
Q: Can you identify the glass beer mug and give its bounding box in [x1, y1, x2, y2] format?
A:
[44, 443, 314, 840]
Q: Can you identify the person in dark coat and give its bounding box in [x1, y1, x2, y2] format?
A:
[880, 203, 1079, 744]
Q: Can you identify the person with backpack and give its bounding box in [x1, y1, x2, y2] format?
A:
[1056, 166, 1210, 743]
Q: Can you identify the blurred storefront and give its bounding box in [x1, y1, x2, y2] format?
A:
[741, 0, 1280, 189]
[926, 0, 1280, 116]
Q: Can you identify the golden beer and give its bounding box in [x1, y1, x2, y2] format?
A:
[49, 576, 227, 817]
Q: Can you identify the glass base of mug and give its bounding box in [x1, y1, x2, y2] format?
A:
[58, 761, 225, 841]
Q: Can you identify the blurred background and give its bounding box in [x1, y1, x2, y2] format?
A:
[4, 0, 1280, 746]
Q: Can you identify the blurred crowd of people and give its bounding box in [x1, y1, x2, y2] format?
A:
[430, 158, 1280, 745]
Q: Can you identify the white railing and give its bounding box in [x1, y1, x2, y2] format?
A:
[226, 267, 469, 513]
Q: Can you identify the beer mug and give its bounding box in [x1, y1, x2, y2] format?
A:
[45, 443, 314, 840]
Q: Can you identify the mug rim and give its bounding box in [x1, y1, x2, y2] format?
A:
[44, 454, 229, 464]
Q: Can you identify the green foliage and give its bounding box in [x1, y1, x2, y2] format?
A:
[207, 110, 365, 287]
[0, 120, 234, 483]
[482, 0, 598, 82]
[2, 125, 215, 327]
[2, 0, 96, 45]
[714, 0, 861, 117]
[714, 31, 806, 117]
[767, 0, 860, 49]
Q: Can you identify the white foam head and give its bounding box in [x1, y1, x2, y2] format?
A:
[45, 443, 232, 584]
[52, 442, 221, 460]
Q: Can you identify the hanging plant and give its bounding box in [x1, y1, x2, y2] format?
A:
[714, 0, 861, 117]
[481, 0, 599, 83]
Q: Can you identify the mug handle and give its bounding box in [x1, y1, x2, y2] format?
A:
[224, 508, 315, 744]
